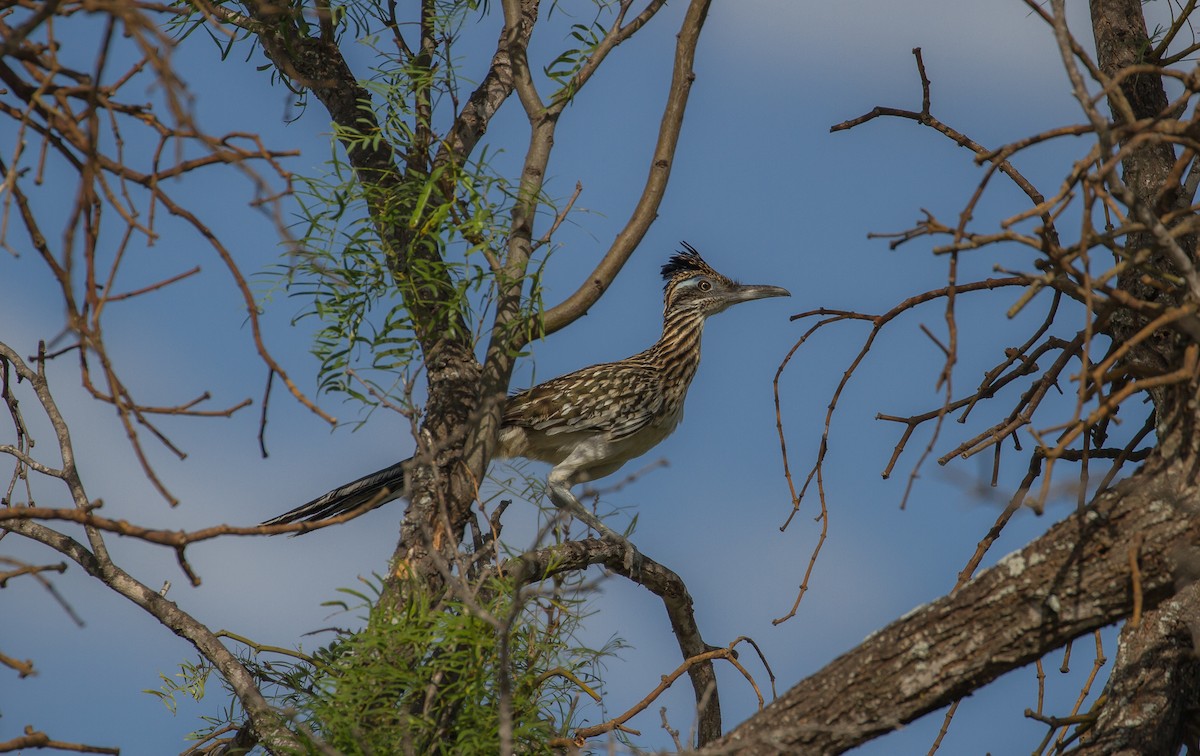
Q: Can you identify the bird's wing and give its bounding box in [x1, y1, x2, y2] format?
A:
[504, 361, 663, 440]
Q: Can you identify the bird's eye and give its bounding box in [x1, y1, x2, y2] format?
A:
[697, 279, 712, 292]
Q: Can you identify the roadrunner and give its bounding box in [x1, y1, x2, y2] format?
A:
[265, 244, 789, 543]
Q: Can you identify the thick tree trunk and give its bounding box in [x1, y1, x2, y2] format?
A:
[1091, 0, 1190, 384]
[1074, 581, 1200, 755]
[1081, 1, 1200, 750]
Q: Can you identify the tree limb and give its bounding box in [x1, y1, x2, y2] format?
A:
[1073, 580, 1200, 754]
[538, 0, 713, 338]
[506, 538, 723, 745]
[704, 456, 1200, 754]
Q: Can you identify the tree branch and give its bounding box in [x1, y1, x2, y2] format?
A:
[705, 455, 1200, 753]
[0, 343, 299, 750]
[239, 0, 468, 347]
[435, 1, 533, 167]
[1074, 575, 1200, 752]
[506, 538, 723, 745]
[538, 0, 713, 338]
[4, 516, 301, 751]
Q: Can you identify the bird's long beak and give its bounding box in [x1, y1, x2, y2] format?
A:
[728, 284, 792, 304]
[711, 283, 790, 315]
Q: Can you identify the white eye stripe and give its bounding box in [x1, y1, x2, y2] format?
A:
[674, 276, 711, 291]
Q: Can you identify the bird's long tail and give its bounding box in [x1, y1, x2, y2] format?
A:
[263, 459, 408, 527]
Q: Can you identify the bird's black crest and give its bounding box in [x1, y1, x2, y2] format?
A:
[661, 242, 714, 283]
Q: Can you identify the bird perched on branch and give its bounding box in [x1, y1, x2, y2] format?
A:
[265, 243, 790, 550]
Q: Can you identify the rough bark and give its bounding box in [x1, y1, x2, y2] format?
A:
[702, 2, 1200, 751]
[507, 538, 722, 743]
[1082, 2, 1200, 751]
[1091, 0, 1188, 381]
[1073, 581, 1200, 755]
[238, 0, 503, 600]
[701, 456, 1199, 754]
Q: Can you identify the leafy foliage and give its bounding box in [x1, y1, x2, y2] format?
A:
[298, 577, 561, 753]
[544, 20, 606, 102]
[150, 572, 615, 754]
[132, 0, 671, 751]
[262, 0, 613, 412]
[144, 657, 212, 716]
[281, 142, 510, 409]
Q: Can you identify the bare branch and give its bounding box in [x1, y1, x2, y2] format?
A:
[539, 0, 713, 337]
[505, 538, 724, 745]
[706, 460, 1200, 753]
[0, 725, 119, 754]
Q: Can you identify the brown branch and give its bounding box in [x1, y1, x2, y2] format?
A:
[0, 504, 375, 551]
[0, 726, 118, 754]
[0, 558, 67, 587]
[539, 0, 713, 338]
[831, 48, 1052, 221]
[1047, 342, 1199, 462]
[1, 336, 298, 748]
[1075, 581, 1200, 753]
[102, 264, 200, 302]
[0, 0, 64, 57]
[660, 707, 684, 751]
[0, 553, 84, 627]
[529, 180, 582, 253]
[0, 16, 331, 479]
[937, 333, 1085, 466]
[5, 515, 302, 750]
[1128, 534, 1145, 629]
[0, 649, 35, 678]
[776, 276, 1029, 527]
[544, 0, 669, 113]
[770, 490, 826, 626]
[573, 649, 727, 741]
[178, 723, 245, 756]
[773, 277, 1037, 619]
[1058, 630, 1108, 749]
[704, 455, 1200, 754]
[504, 538, 723, 745]
[150, 190, 334, 426]
[927, 700, 960, 755]
[570, 639, 769, 746]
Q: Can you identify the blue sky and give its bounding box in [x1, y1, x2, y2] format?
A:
[2, 0, 1144, 752]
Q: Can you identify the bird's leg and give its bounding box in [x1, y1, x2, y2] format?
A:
[546, 480, 641, 574]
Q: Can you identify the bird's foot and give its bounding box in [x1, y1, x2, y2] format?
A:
[624, 541, 644, 578]
[544, 484, 643, 575]
[600, 530, 643, 578]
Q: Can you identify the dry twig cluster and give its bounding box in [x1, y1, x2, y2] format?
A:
[760, 1, 1200, 750]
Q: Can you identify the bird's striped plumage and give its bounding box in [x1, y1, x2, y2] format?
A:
[264, 244, 789, 528]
